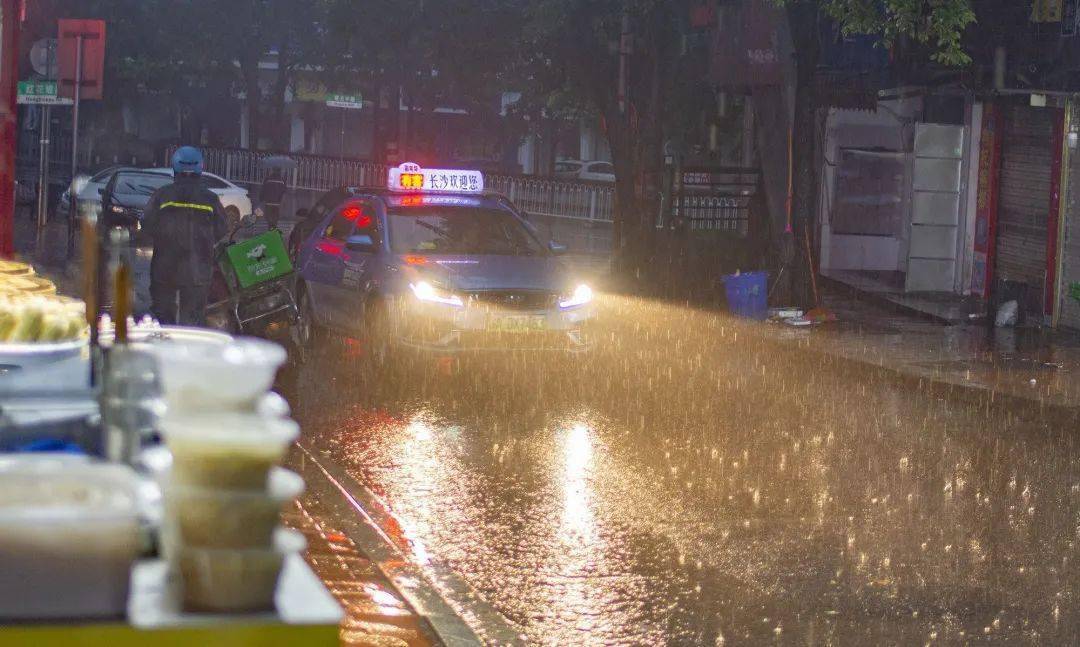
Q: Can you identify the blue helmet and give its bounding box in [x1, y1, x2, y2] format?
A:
[171, 146, 204, 176]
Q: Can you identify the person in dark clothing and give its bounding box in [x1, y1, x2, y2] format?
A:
[258, 168, 288, 230]
[141, 146, 229, 326]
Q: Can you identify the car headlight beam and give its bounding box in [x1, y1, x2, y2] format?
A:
[559, 283, 594, 309]
[410, 281, 464, 307]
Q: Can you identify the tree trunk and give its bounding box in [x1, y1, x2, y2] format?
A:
[786, 2, 821, 307]
[370, 81, 383, 162]
[608, 115, 660, 283]
[240, 49, 261, 150]
[270, 39, 291, 151]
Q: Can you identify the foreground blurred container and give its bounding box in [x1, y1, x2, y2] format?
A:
[0, 456, 141, 620]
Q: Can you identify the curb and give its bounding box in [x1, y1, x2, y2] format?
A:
[293, 443, 525, 647]
[757, 326, 1080, 424]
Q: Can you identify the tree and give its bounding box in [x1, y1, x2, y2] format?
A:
[321, 0, 524, 162]
[45, 0, 330, 151]
[510, 0, 690, 279]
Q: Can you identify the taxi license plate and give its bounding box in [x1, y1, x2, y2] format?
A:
[488, 315, 546, 333]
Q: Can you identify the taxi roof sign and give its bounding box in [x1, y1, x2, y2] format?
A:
[388, 162, 484, 194]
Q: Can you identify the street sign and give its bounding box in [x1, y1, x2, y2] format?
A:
[58, 19, 106, 101]
[326, 93, 362, 109]
[16, 80, 73, 105]
[30, 38, 59, 78]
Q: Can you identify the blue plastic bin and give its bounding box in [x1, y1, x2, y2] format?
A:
[722, 271, 769, 320]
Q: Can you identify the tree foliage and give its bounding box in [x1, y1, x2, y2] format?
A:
[817, 0, 976, 65]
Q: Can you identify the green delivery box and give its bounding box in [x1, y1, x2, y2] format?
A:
[224, 230, 294, 289]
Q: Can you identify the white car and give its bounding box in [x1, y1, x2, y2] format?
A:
[576, 161, 615, 183]
[60, 167, 252, 220]
[554, 159, 584, 180]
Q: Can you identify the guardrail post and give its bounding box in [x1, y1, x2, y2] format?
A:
[588, 191, 597, 222]
[225, 154, 232, 181]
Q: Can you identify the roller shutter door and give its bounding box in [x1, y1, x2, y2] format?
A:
[996, 105, 1054, 313]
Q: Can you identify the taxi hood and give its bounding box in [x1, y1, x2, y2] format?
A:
[409, 255, 571, 292]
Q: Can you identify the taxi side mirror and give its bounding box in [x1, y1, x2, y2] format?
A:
[548, 241, 567, 255]
[346, 234, 375, 252]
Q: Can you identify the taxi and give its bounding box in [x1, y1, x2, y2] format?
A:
[293, 163, 595, 360]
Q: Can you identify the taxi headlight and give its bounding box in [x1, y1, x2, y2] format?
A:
[410, 281, 464, 307]
[559, 284, 594, 309]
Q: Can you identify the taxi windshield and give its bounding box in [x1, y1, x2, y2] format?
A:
[387, 206, 545, 256]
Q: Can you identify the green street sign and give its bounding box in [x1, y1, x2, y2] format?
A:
[17, 80, 73, 106]
[223, 230, 293, 289]
[326, 93, 363, 109]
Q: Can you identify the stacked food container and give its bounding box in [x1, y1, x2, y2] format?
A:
[2, 229, 341, 642]
[152, 338, 306, 613]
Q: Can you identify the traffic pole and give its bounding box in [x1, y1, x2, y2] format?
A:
[0, 0, 21, 258]
[66, 34, 82, 259]
[35, 103, 50, 250]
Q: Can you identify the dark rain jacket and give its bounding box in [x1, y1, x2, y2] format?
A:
[142, 176, 229, 287]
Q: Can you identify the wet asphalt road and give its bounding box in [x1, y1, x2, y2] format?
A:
[286, 295, 1079, 645]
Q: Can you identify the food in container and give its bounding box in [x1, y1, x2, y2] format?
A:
[166, 468, 304, 548]
[0, 456, 141, 620]
[148, 337, 287, 410]
[177, 527, 306, 613]
[0, 259, 33, 277]
[0, 295, 88, 343]
[160, 412, 299, 489]
[0, 274, 55, 296]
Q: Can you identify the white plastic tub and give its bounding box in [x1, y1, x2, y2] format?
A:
[160, 412, 300, 489]
[0, 456, 141, 620]
[149, 337, 286, 411]
[165, 468, 304, 549]
[176, 527, 306, 613]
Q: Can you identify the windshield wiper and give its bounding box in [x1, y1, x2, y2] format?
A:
[414, 219, 449, 237]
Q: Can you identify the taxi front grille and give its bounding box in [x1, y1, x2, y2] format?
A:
[466, 290, 556, 311]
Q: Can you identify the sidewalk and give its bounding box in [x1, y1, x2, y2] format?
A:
[759, 293, 1080, 415]
[283, 501, 436, 646]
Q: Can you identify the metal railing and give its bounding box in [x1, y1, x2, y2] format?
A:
[170, 146, 615, 223]
[486, 175, 614, 222]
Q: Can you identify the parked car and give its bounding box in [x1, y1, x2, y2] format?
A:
[576, 161, 615, 183]
[554, 159, 584, 180]
[57, 167, 251, 222]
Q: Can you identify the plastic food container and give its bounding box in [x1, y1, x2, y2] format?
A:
[0, 456, 141, 620]
[99, 324, 233, 349]
[149, 337, 286, 410]
[177, 527, 306, 613]
[166, 468, 304, 549]
[161, 412, 300, 489]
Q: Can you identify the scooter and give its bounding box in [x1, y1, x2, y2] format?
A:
[206, 214, 298, 341]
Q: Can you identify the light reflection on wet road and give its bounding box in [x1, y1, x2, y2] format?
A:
[291, 295, 1079, 645]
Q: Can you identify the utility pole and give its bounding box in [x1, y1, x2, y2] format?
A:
[35, 103, 50, 249]
[0, 0, 21, 257]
